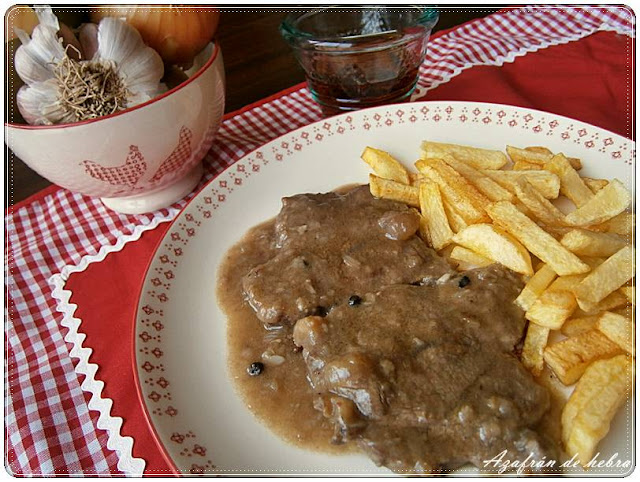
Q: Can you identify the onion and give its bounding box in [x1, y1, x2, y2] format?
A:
[261, 351, 285, 366]
[91, 5, 220, 65]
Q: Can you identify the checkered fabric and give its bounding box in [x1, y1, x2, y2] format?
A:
[415, 5, 634, 94]
[5, 6, 634, 476]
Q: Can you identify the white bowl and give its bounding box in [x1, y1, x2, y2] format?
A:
[5, 43, 225, 214]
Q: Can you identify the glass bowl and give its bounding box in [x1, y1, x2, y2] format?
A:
[281, 6, 439, 116]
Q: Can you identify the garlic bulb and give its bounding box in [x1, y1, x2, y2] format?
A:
[5, 6, 39, 42]
[14, 6, 164, 125]
[92, 6, 220, 66]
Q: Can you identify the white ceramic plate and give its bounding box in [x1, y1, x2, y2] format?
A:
[134, 101, 634, 476]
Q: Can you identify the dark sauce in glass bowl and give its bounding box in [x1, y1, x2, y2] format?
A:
[281, 8, 438, 116]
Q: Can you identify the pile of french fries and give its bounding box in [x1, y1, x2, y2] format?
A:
[362, 141, 634, 467]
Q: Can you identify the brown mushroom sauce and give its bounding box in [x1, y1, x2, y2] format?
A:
[218, 186, 562, 474]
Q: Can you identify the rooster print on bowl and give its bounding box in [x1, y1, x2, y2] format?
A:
[82, 126, 194, 196]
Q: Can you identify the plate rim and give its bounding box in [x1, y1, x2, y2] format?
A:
[131, 230, 182, 475]
[132, 100, 633, 475]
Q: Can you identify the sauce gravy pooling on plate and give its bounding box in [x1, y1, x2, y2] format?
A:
[218, 185, 560, 473]
[220, 219, 349, 453]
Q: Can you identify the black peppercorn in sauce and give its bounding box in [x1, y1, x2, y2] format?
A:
[218, 186, 561, 474]
[458, 275, 471, 288]
[247, 362, 264, 376]
[220, 219, 349, 454]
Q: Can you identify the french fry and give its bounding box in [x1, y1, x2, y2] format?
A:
[524, 146, 553, 155]
[416, 160, 489, 224]
[548, 274, 586, 292]
[596, 311, 633, 353]
[450, 246, 493, 268]
[439, 155, 513, 201]
[572, 245, 634, 309]
[514, 178, 567, 226]
[580, 256, 606, 269]
[543, 330, 624, 385]
[361, 147, 411, 184]
[526, 290, 577, 329]
[562, 353, 629, 445]
[589, 212, 635, 237]
[550, 268, 627, 314]
[486, 201, 590, 276]
[418, 217, 432, 248]
[442, 199, 468, 233]
[584, 177, 609, 193]
[513, 160, 541, 171]
[544, 153, 593, 207]
[408, 171, 424, 186]
[541, 224, 574, 239]
[522, 322, 550, 377]
[515, 264, 558, 311]
[420, 141, 508, 169]
[482, 169, 560, 199]
[562, 354, 631, 466]
[565, 179, 631, 226]
[619, 286, 634, 304]
[611, 306, 632, 318]
[578, 289, 629, 315]
[507, 145, 583, 170]
[418, 180, 454, 250]
[513, 200, 535, 219]
[369, 174, 419, 207]
[452, 224, 533, 275]
[508, 145, 547, 164]
[578, 292, 628, 316]
[560, 229, 628, 257]
[421, 159, 491, 214]
[562, 315, 602, 337]
[561, 155, 585, 171]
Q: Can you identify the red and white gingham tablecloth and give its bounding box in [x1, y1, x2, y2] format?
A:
[5, 6, 634, 476]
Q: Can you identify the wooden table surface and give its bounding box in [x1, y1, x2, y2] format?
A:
[6, 7, 498, 205]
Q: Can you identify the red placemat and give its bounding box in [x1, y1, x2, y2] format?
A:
[423, 30, 633, 138]
[66, 225, 172, 474]
[6, 6, 634, 476]
[65, 29, 633, 474]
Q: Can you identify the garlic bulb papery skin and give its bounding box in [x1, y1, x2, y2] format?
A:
[14, 6, 65, 86]
[15, 6, 164, 125]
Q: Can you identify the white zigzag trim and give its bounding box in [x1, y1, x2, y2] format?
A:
[50, 208, 179, 476]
